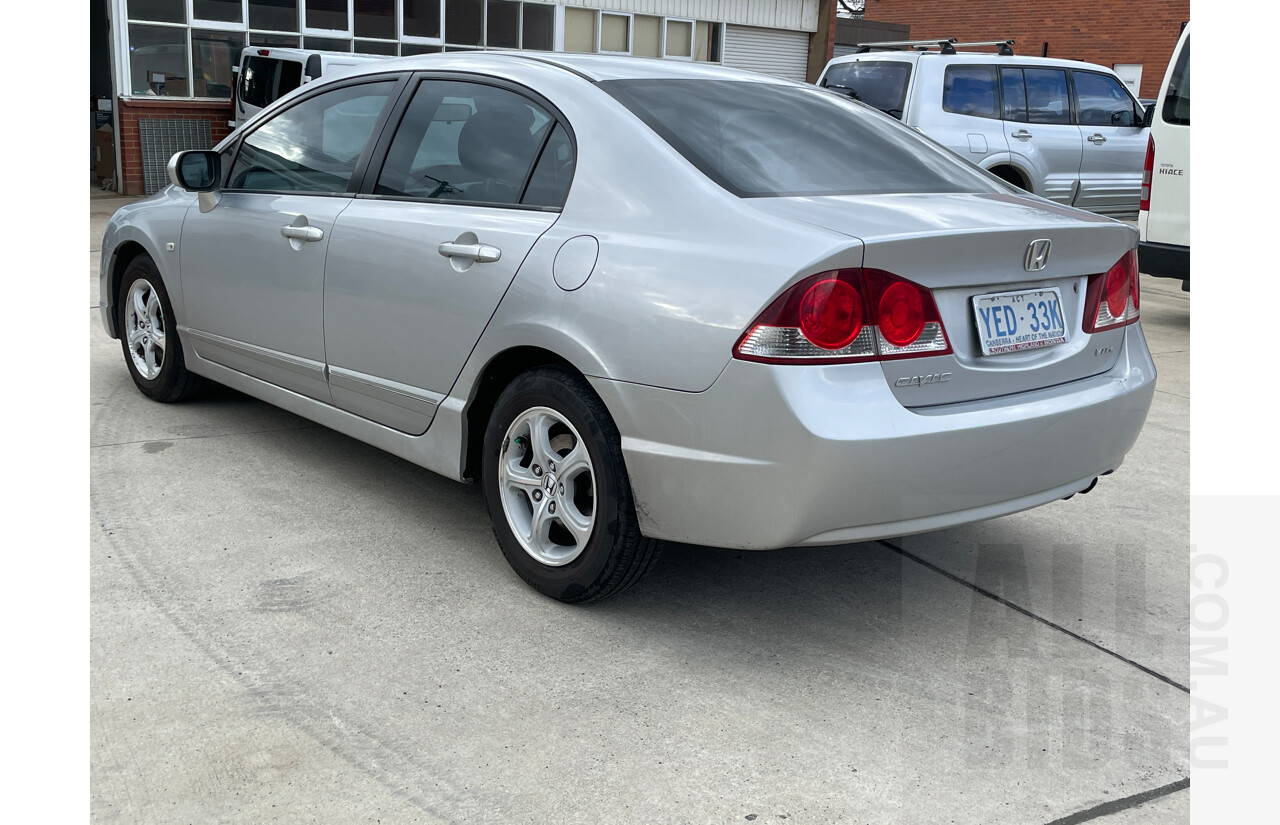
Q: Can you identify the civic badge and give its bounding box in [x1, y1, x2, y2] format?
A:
[1024, 239, 1052, 272]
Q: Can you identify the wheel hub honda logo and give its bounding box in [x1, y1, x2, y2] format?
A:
[1024, 239, 1052, 272]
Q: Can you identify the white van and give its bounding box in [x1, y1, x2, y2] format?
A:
[232, 47, 391, 128]
[1138, 25, 1190, 289]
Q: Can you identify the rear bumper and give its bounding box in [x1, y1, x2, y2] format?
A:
[1138, 241, 1190, 282]
[589, 323, 1156, 550]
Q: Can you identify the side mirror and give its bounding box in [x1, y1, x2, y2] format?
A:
[167, 150, 221, 192]
[1141, 103, 1155, 128]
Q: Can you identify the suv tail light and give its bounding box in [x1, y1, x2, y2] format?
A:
[734, 269, 952, 364]
[1082, 250, 1140, 333]
[1140, 135, 1154, 212]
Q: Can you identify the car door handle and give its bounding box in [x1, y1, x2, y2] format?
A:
[1087, 133, 1108, 144]
[438, 242, 502, 263]
[1011, 129, 1033, 140]
[281, 225, 324, 242]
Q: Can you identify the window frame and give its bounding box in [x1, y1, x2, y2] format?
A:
[356, 71, 578, 212]
[597, 11, 633, 56]
[662, 17, 694, 61]
[223, 71, 413, 196]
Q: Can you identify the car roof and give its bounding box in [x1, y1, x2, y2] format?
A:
[334, 51, 798, 84]
[826, 51, 1123, 74]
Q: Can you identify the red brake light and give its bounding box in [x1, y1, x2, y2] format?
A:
[734, 269, 950, 364]
[1083, 250, 1140, 333]
[257, 49, 270, 56]
[877, 281, 925, 346]
[799, 279, 863, 349]
[1139, 135, 1154, 212]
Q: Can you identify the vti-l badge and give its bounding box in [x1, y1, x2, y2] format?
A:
[1024, 239, 1052, 272]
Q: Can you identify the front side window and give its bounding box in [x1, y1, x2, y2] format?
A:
[942, 65, 998, 119]
[1022, 68, 1070, 124]
[822, 61, 912, 118]
[229, 80, 395, 192]
[374, 80, 562, 206]
[1074, 71, 1140, 127]
[602, 79, 1000, 198]
[1162, 36, 1190, 125]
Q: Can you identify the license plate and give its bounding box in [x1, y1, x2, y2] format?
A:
[971, 287, 1068, 355]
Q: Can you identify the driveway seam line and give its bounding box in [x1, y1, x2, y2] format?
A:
[878, 540, 1190, 694]
[1041, 777, 1189, 824]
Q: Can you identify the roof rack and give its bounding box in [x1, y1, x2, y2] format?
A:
[854, 38, 1016, 56]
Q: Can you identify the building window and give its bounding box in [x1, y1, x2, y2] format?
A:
[305, 0, 348, 32]
[487, 0, 519, 49]
[355, 0, 396, 40]
[445, 0, 483, 47]
[194, 0, 243, 23]
[127, 24, 188, 95]
[522, 4, 553, 50]
[600, 13, 631, 55]
[564, 8, 596, 54]
[128, 0, 185, 24]
[249, 0, 299, 32]
[665, 19, 692, 59]
[192, 29, 244, 98]
[304, 36, 352, 50]
[632, 15, 661, 58]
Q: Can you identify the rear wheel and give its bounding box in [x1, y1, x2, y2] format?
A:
[481, 367, 662, 603]
[117, 255, 204, 402]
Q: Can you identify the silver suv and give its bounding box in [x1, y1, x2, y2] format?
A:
[818, 41, 1148, 218]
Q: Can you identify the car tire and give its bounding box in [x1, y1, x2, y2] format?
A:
[117, 255, 205, 403]
[481, 366, 662, 603]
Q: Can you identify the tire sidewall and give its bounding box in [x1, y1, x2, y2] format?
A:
[482, 370, 627, 601]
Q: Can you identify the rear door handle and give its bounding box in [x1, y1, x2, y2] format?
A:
[1011, 129, 1033, 140]
[281, 225, 324, 242]
[438, 242, 502, 263]
[1087, 133, 1108, 144]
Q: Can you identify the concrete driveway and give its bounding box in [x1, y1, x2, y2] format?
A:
[90, 191, 1189, 824]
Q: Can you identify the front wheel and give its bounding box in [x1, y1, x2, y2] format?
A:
[481, 367, 662, 603]
[117, 255, 204, 402]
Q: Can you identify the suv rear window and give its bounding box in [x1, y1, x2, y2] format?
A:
[821, 61, 912, 118]
[601, 79, 999, 198]
[942, 66, 998, 118]
[239, 56, 303, 109]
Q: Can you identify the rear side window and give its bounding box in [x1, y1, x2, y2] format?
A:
[1000, 68, 1028, 122]
[229, 81, 395, 192]
[1161, 36, 1190, 125]
[1022, 68, 1071, 124]
[821, 61, 912, 118]
[239, 56, 303, 109]
[942, 66, 998, 119]
[601, 79, 1000, 198]
[1073, 71, 1140, 127]
[374, 80, 562, 207]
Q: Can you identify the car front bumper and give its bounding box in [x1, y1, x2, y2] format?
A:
[589, 323, 1156, 550]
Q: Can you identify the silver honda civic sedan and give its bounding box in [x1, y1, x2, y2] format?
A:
[99, 53, 1155, 602]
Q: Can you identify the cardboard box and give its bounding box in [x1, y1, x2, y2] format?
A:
[94, 124, 115, 183]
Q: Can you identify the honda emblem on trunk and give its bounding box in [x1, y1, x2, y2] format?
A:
[1024, 239, 1052, 272]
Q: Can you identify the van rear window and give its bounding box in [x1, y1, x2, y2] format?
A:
[1161, 36, 1190, 125]
[239, 56, 303, 109]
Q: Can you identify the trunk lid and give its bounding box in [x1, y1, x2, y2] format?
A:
[748, 192, 1138, 407]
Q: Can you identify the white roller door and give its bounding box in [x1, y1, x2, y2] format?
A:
[722, 25, 811, 83]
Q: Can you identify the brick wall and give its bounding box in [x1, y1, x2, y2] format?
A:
[865, 0, 1188, 98]
[117, 98, 234, 196]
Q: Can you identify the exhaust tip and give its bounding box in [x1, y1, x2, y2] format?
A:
[1063, 476, 1101, 500]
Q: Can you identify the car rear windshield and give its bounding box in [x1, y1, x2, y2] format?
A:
[600, 79, 998, 198]
[820, 61, 912, 118]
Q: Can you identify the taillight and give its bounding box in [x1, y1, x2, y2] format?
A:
[1139, 135, 1154, 212]
[1083, 250, 1140, 333]
[734, 269, 951, 364]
